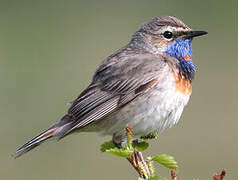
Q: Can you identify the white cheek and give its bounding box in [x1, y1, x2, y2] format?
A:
[154, 46, 167, 53]
[154, 41, 172, 54]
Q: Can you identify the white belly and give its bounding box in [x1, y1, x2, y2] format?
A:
[95, 74, 191, 139]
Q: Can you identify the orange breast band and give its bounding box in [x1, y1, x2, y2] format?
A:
[174, 73, 192, 95]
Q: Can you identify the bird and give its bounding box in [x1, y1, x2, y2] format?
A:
[13, 16, 207, 158]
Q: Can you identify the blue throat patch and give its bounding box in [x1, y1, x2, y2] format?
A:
[165, 38, 195, 82]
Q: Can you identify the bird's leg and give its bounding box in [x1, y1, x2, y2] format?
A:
[132, 139, 139, 144]
[112, 134, 123, 148]
[113, 141, 122, 149]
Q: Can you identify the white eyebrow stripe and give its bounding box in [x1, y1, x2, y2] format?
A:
[154, 26, 189, 34]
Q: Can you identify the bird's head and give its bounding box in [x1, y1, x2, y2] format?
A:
[133, 16, 207, 59]
[132, 16, 207, 81]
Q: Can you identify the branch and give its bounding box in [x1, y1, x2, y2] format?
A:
[100, 126, 226, 180]
[213, 169, 226, 180]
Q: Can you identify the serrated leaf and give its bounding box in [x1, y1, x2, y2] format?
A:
[152, 154, 178, 170]
[100, 141, 115, 152]
[106, 148, 133, 158]
[133, 141, 149, 152]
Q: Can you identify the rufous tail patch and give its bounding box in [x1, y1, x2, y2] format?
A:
[42, 129, 56, 139]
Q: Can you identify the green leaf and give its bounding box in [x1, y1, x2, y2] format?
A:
[100, 141, 115, 152]
[133, 141, 149, 152]
[106, 148, 133, 158]
[138, 178, 145, 180]
[141, 132, 158, 140]
[152, 154, 178, 170]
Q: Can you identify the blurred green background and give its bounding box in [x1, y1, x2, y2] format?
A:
[1, 0, 237, 179]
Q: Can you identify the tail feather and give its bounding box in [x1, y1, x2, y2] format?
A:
[12, 127, 58, 158]
[13, 115, 74, 158]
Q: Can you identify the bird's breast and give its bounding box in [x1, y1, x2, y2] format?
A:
[174, 72, 192, 95]
[95, 71, 191, 139]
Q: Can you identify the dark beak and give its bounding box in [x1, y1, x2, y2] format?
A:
[185, 30, 208, 38]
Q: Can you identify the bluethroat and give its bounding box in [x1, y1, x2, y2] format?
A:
[13, 16, 207, 157]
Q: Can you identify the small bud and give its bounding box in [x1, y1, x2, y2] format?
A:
[126, 125, 133, 148]
[171, 169, 178, 180]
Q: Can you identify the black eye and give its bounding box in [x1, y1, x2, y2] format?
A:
[163, 31, 173, 39]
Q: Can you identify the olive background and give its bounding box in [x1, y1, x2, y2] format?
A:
[1, 0, 237, 179]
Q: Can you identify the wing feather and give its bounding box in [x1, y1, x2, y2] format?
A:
[59, 53, 167, 138]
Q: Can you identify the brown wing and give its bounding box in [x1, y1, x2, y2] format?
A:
[59, 53, 167, 138]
